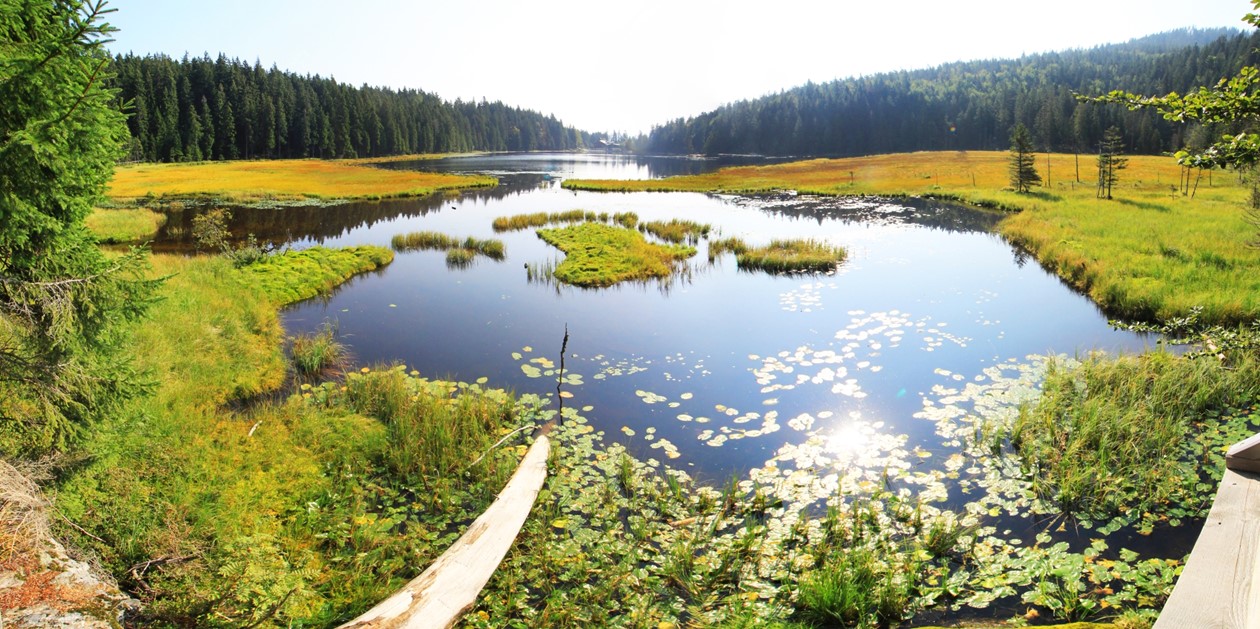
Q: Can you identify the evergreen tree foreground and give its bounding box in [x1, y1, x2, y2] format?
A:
[0, 0, 157, 455]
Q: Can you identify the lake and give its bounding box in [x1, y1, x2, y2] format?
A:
[166, 152, 1153, 481]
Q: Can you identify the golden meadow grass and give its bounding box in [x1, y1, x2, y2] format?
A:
[107, 158, 495, 203]
[570, 151, 1259, 324]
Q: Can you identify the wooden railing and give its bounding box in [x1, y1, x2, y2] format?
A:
[1155, 434, 1260, 627]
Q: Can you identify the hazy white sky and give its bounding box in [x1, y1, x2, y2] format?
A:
[106, 0, 1256, 134]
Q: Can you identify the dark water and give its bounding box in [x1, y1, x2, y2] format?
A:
[166, 152, 1153, 483]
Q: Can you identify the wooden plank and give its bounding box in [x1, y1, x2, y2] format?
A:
[338, 434, 552, 629]
[1156, 468, 1260, 628]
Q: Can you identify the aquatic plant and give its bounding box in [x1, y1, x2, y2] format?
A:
[1011, 349, 1260, 522]
[446, 247, 475, 267]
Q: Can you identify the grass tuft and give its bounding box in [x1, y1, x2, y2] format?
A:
[536, 222, 696, 287]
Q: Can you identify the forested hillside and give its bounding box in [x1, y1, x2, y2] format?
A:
[643, 28, 1259, 157]
[110, 53, 601, 162]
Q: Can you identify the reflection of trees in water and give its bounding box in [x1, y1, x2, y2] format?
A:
[735, 194, 1005, 235]
[151, 175, 549, 252]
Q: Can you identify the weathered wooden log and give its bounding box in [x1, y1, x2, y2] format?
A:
[338, 434, 551, 629]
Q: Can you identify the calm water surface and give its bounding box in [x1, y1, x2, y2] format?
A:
[221, 152, 1157, 483]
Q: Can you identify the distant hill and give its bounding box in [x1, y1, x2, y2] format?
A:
[110, 53, 602, 163]
[641, 28, 1256, 157]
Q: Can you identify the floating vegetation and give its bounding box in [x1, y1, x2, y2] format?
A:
[445, 247, 475, 267]
[536, 222, 696, 287]
[640, 218, 711, 244]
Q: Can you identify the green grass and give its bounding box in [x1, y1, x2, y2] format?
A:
[391, 231, 506, 266]
[85, 207, 167, 243]
[237, 245, 394, 305]
[51, 253, 530, 626]
[569, 151, 1260, 324]
[1011, 349, 1260, 524]
[535, 222, 696, 287]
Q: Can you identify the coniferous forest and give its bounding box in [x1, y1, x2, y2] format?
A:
[110, 53, 601, 162]
[642, 28, 1260, 157]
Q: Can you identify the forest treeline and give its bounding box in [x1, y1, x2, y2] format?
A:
[110, 53, 602, 162]
[642, 28, 1260, 157]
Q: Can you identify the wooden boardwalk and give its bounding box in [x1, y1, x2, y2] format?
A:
[1156, 435, 1260, 628]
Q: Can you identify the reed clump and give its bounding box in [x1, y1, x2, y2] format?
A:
[492, 209, 597, 232]
[291, 323, 347, 376]
[640, 219, 711, 244]
[391, 231, 506, 264]
[714, 238, 846, 273]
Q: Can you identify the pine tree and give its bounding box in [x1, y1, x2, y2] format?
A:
[0, 0, 158, 454]
[1096, 126, 1128, 199]
[1008, 123, 1042, 193]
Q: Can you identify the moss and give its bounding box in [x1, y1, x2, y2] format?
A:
[237, 245, 394, 306]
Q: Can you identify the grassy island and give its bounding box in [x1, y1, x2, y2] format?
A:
[107, 158, 496, 206]
[536, 222, 696, 287]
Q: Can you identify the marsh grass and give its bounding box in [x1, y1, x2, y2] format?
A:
[569, 151, 1260, 323]
[492, 210, 598, 232]
[536, 222, 696, 287]
[640, 219, 711, 244]
[107, 159, 495, 204]
[291, 322, 346, 377]
[391, 231, 459, 251]
[719, 239, 847, 273]
[85, 207, 167, 243]
[1011, 349, 1260, 521]
[391, 231, 506, 267]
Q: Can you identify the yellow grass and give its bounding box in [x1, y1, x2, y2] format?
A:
[107, 158, 495, 203]
[569, 151, 1259, 323]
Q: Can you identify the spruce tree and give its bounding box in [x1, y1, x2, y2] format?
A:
[1096, 126, 1128, 199]
[1008, 123, 1042, 193]
[0, 0, 157, 454]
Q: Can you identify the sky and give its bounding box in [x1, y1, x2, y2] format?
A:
[105, 0, 1257, 135]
